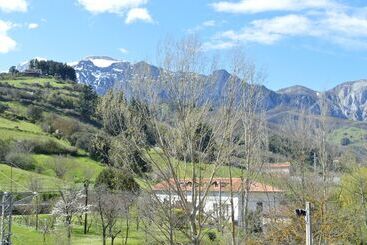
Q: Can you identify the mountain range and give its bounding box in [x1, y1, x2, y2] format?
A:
[18, 56, 367, 122]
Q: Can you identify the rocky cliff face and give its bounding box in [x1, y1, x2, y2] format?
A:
[326, 80, 367, 121]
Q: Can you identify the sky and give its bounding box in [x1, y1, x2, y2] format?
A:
[1, 0, 367, 91]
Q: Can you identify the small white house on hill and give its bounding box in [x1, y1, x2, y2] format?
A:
[152, 178, 283, 223]
[263, 162, 291, 175]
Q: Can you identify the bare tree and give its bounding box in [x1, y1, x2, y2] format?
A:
[28, 176, 43, 231]
[94, 186, 135, 245]
[40, 216, 56, 244]
[53, 156, 68, 179]
[226, 49, 267, 241]
[96, 36, 268, 244]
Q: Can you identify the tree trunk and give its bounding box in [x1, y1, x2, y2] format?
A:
[35, 195, 39, 231]
[84, 182, 89, 234]
[124, 209, 130, 245]
[102, 226, 107, 245]
[229, 166, 236, 245]
[243, 178, 250, 236]
[66, 216, 72, 244]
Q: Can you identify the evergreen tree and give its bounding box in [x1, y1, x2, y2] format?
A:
[29, 59, 77, 81]
[8, 66, 19, 76]
[79, 85, 98, 118]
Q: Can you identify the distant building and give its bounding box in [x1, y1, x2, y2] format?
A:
[153, 178, 283, 223]
[22, 69, 42, 77]
[263, 162, 291, 175]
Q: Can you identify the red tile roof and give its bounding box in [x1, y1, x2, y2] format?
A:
[153, 178, 283, 193]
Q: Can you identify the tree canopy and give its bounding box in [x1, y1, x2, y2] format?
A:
[29, 59, 77, 81]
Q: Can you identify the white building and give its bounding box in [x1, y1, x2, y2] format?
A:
[263, 162, 291, 175]
[153, 178, 283, 223]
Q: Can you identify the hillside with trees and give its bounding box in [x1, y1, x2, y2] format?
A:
[1, 39, 367, 244]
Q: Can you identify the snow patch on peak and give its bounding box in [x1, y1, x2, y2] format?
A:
[84, 56, 121, 68]
[89, 59, 118, 68]
[67, 61, 79, 67]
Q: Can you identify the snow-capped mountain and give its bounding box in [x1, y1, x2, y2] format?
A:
[73, 56, 160, 95]
[71, 56, 367, 121]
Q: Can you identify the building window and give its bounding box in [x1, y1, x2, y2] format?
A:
[256, 202, 263, 212]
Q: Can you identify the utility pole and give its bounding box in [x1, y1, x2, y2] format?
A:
[305, 202, 312, 245]
[83, 181, 89, 235]
[1, 192, 13, 245]
[295, 201, 312, 245]
[35, 193, 39, 231]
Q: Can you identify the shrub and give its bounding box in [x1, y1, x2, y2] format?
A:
[69, 132, 93, 151]
[341, 137, 351, 146]
[32, 139, 77, 155]
[27, 105, 44, 122]
[52, 117, 79, 137]
[0, 139, 10, 160]
[11, 140, 35, 153]
[0, 102, 8, 113]
[109, 136, 151, 175]
[89, 133, 111, 163]
[172, 208, 188, 229]
[13, 139, 78, 156]
[47, 93, 75, 109]
[95, 168, 140, 192]
[41, 114, 80, 138]
[5, 152, 35, 171]
[207, 231, 217, 241]
[53, 156, 68, 179]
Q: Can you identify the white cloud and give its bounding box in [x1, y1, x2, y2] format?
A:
[206, 2, 367, 51]
[125, 8, 152, 24]
[202, 41, 236, 50]
[187, 20, 224, 34]
[28, 23, 39, 29]
[77, 0, 153, 24]
[0, 20, 17, 53]
[202, 20, 216, 27]
[119, 48, 128, 53]
[0, 0, 28, 13]
[77, 0, 147, 14]
[211, 0, 338, 14]
[213, 15, 313, 46]
[322, 11, 367, 37]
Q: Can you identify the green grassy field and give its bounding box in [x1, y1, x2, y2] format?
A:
[32, 154, 104, 183]
[328, 126, 367, 146]
[0, 117, 43, 133]
[12, 223, 104, 245]
[0, 126, 73, 148]
[0, 164, 66, 192]
[3, 101, 28, 117]
[1, 77, 71, 89]
[12, 212, 223, 245]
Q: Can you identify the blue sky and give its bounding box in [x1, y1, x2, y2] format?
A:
[1, 0, 367, 91]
